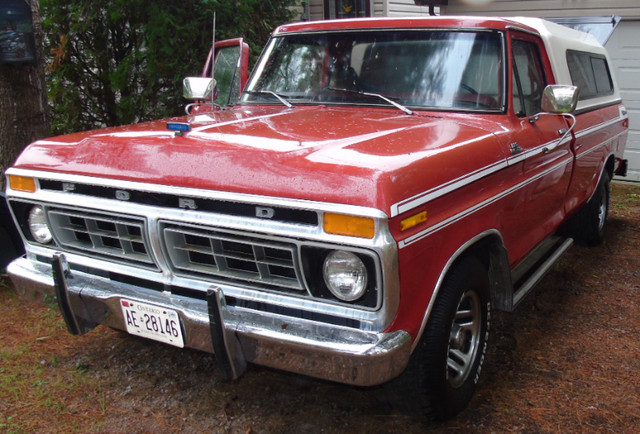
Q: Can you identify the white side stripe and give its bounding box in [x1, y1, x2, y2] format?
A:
[398, 157, 572, 248]
[390, 113, 626, 218]
[391, 158, 508, 217]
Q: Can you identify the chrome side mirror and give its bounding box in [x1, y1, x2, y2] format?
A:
[541, 85, 579, 114]
[183, 77, 216, 100]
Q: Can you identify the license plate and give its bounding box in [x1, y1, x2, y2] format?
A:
[120, 299, 184, 348]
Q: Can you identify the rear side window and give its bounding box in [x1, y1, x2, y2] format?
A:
[566, 50, 613, 100]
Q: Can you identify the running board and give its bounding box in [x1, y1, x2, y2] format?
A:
[503, 235, 574, 312]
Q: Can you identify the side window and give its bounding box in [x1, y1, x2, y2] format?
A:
[512, 39, 546, 117]
[592, 57, 613, 94]
[567, 50, 613, 100]
[512, 69, 523, 116]
[214, 46, 241, 106]
[201, 39, 249, 106]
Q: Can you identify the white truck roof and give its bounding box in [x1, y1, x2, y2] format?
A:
[508, 17, 621, 110]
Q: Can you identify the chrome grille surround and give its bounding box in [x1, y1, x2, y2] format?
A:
[47, 208, 156, 269]
[162, 223, 303, 291]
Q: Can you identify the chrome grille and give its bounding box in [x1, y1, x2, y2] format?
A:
[48, 209, 155, 267]
[163, 224, 303, 291]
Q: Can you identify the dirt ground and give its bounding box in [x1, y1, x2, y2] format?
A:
[1, 182, 639, 432]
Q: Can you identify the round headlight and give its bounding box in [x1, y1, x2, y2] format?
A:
[323, 250, 368, 302]
[28, 205, 52, 244]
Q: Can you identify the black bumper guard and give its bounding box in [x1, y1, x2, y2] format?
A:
[52, 253, 247, 381]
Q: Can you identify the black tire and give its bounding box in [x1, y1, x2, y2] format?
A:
[0, 224, 23, 272]
[1, 193, 24, 272]
[574, 172, 610, 246]
[386, 256, 490, 421]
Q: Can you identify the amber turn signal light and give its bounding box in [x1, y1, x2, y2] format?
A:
[8, 175, 36, 193]
[400, 211, 428, 231]
[324, 213, 375, 239]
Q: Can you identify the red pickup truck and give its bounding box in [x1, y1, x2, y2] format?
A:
[5, 16, 628, 420]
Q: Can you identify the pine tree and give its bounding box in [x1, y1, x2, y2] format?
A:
[0, 0, 50, 190]
[42, 0, 297, 135]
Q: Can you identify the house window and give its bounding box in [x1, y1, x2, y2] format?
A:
[324, 0, 370, 19]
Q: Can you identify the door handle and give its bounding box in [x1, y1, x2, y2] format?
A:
[544, 129, 571, 154]
[542, 143, 559, 154]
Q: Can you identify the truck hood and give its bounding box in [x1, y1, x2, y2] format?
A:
[13, 105, 507, 216]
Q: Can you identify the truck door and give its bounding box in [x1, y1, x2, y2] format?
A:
[509, 35, 574, 247]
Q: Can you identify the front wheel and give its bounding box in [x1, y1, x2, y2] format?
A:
[386, 256, 490, 421]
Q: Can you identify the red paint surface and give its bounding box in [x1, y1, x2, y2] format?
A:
[14, 106, 505, 216]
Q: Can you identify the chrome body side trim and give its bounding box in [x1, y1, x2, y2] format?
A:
[575, 130, 626, 160]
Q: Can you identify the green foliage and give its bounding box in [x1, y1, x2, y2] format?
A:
[41, 0, 297, 135]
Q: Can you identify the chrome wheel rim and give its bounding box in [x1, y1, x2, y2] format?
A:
[597, 192, 607, 232]
[447, 290, 482, 388]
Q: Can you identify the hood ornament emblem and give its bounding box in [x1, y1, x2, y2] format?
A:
[167, 122, 191, 136]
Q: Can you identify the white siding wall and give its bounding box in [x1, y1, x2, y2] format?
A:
[443, 0, 640, 18]
[309, 1, 324, 21]
[307, 0, 434, 20]
[385, 0, 435, 16]
[606, 20, 640, 181]
[373, 0, 386, 16]
[290, 3, 307, 21]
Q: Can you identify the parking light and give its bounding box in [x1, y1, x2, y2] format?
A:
[8, 175, 36, 193]
[400, 211, 428, 231]
[323, 213, 375, 239]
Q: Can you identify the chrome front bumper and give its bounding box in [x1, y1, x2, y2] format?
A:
[8, 255, 412, 386]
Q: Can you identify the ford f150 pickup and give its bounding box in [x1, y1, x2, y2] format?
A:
[5, 16, 628, 420]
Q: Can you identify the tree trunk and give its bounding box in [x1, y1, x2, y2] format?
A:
[0, 0, 50, 190]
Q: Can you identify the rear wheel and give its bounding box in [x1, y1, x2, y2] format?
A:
[386, 256, 490, 421]
[573, 171, 610, 246]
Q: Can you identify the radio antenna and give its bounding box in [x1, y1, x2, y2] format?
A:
[211, 12, 216, 108]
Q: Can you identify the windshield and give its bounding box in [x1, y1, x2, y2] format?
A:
[243, 29, 504, 111]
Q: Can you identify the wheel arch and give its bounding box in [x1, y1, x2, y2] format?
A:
[589, 152, 616, 203]
[411, 229, 511, 351]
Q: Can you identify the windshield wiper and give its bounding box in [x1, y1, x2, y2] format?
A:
[325, 87, 413, 115]
[247, 90, 293, 108]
